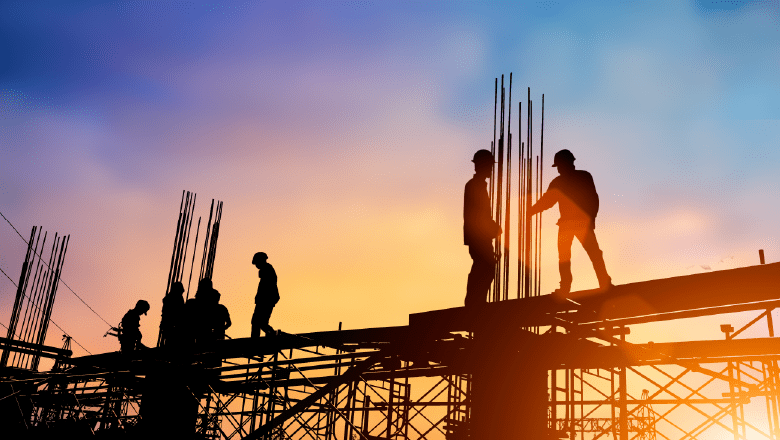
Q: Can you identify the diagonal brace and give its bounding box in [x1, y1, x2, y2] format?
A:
[244, 353, 381, 440]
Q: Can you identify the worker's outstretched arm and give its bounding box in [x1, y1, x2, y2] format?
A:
[528, 188, 560, 217]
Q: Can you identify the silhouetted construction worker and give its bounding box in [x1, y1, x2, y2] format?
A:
[528, 149, 612, 295]
[159, 281, 185, 345]
[251, 252, 279, 337]
[464, 149, 502, 307]
[185, 278, 214, 344]
[211, 289, 231, 340]
[119, 300, 149, 353]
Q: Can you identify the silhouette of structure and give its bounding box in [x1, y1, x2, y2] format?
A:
[6, 262, 780, 439]
[4, 80, 780, 440]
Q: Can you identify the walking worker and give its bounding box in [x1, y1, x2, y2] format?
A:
[528, 149, 612, 296]
[119, 300, 150, 353]
[463, 149, 502, 307]
[251, 252, 279, 338]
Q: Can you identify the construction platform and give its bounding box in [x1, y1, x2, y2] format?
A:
[3, 262, 780, 439]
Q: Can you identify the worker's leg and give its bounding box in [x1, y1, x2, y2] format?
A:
[465, 242, 496, 307]
[557, 228, 575, 293]
[253, 305, 276, 336]
[251, 306, 262, 338]
[577, 227, 612, 289]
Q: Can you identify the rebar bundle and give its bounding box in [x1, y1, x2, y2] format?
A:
[157, 191, 224, 347]
[0, 226, 69, 370]
[488, 75, 545, 302]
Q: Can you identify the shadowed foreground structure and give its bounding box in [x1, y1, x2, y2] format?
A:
[4, 262, 780, 439]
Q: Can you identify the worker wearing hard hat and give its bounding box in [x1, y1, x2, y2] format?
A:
[528, 149, 612, 296]
[119, 300, 149, 353]
[251, 252, 279, 337]
[463, 149, 502, 307]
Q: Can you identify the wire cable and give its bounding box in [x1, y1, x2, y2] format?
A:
[0, 261, 92, 355]
[0, 209, 113, 329]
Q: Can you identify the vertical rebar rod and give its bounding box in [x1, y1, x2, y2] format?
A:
[17, 232, 50, 367]
[4, 227, 39, 367]
[490, 78, 498, 214]
[540, 94, 545, 296]
[20, 260, 49, 368]
[16, 231, 46, 348]
[186, 217, 202, 301]
[166, 191, 186, 292]
[206, 201, 223, 279]
[517, 99, 524, 300]
[4, 226, 35, 343]
[172, 192, 192, 286]
[533, 156, 538, 298]
[503, 131, 512, 302]
[200, 199, 215, 282]
[33, 234, 68, 370]
[503, 73, 512, 302]
[524, 91, 533, 299]
[8, 227, 40, 343]
[170, 192, 188, 288]
[493, 77, 506, 302]
[527, 99, 538, 296]
[180, 194, 197, 282]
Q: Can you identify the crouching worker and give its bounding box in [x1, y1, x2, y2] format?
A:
[120, 300, 150, 353]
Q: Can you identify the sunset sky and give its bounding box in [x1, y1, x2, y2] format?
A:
[2, 1, 780, 358]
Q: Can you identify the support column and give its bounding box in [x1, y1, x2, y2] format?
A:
[619, 329, 627, 440]
[470, 322, 548, 439]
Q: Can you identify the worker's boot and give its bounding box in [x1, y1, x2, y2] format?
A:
[590, 250, 613, 291]
[552, 262, 572, 298]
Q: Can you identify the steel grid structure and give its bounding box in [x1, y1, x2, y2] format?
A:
[4, 262, 780, 439]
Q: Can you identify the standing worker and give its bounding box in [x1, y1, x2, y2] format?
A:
[159, 281, 185, 346]
[251, 252, 279, 337]
[119, 300, 150, 353]
[211, 289, 232, 340]
[185, 278, 213, 345]
[528, 149, 612, 296]
[463, 149, 502, 307]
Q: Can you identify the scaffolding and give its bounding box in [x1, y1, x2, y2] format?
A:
[0, 261, 779, 439]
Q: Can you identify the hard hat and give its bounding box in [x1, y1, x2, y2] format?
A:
[472, 149, 495, 164]
[197, 278, 213, 292]
[252, 252, 268, 264]
[170, 282, 184, 295]
[552, 149, 575, 167]
[136, 300, 150, 315]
